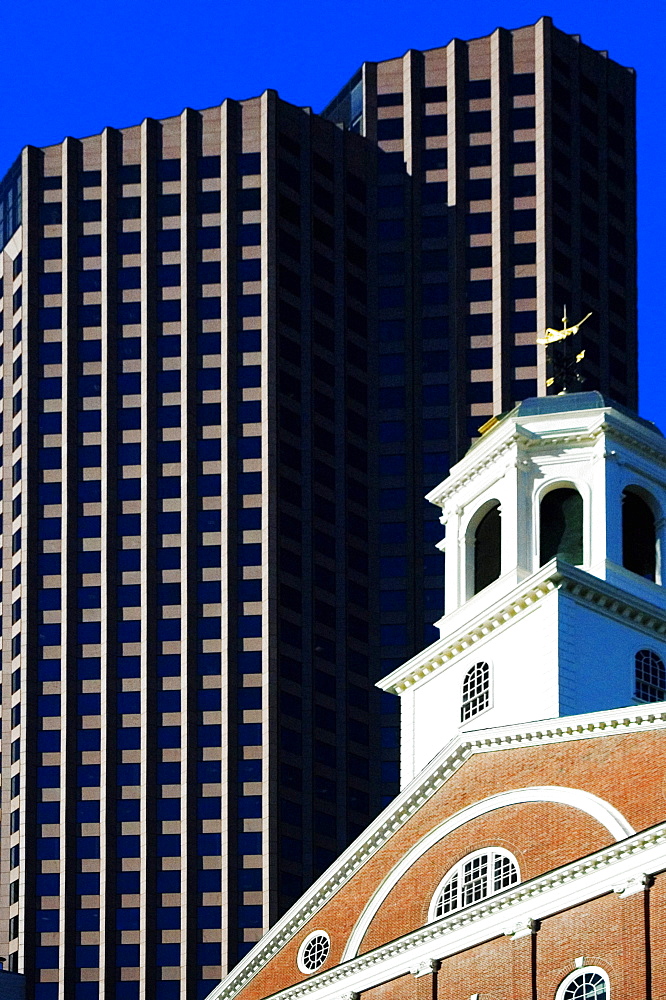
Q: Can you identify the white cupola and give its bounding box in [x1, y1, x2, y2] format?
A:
[379, 393, 666, 786]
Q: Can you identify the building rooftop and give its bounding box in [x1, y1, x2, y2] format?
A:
[475, 391, 663, 447]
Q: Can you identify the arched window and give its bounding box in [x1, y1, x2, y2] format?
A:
[540, 487, 584, 566]
[461, 661, 490, 722]
[473, 503, 501, 594]
[635, 648, 666, 702]
[555, 968, 609, 999]
[622, 489, 656, 581]
[429, 848, 519, 920]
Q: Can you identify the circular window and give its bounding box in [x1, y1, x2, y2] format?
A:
[297, 930, 330, 974]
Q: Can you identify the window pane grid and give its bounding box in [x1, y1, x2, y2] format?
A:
[433, 849, 518, 918]
[493, 853, 519, 891]
[562, 972, 607, 999]
[436, 872, 457, 916]
[635, 648, 666, 702]
[461, 854, 487, 905]
[461, 661, 490, 721]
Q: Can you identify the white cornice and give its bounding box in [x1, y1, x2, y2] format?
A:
[426, 408, 666, 510]
[425, 429, 522, 507]
[377, 562, 559, 694]
[205, 702, 666, 1000]
[378, 559, 666, 694]
[426, 419, 605, 508]
[206, 822, 666, 1000]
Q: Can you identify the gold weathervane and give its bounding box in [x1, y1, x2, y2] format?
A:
[538, 307, 591, 390]
[537, 306, 592, 346]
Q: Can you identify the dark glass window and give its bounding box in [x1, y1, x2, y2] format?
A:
[198, 155, 221, 178]
[510, 73, 535, 96]
[78, 270, 101, 293]
[118, 231, 141, 254]
[238, 153, 261, 176]
[422, 115, 447, 137]
[511, 142, 536, 164]
[622, 490, 656, 581]
[119, 197, 141, 220]
[465, 110, 491, 133]
[422, 86, 447, 103]
[377, 119, 404, 141]
[473, 504, 501, 594]
[511, 107, 535, 130]
[78, 200, 101, 222]
[377, 150, 404, 174]
[40, 203, 62, 225]
[157, 159, 180, 181]
[510, 174, 536, 198]
[466, 178, 491, 201]
[467, 79, 491, 99]
[540, 488, 583, 566]
[466, 213, 491, 235]
[377, 93, 403, 107]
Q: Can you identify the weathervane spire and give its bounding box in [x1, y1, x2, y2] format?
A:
[537, 307, 591, 393]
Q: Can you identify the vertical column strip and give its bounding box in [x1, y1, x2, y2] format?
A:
[446, 39, 469, 461]
[179, 104, 198, 1000]
[59, 133, 81, 998]
[139, 116, 159, 1000]
[219, 96, 237, 977]
[490, 28, 512, 412]
[99, 124, 120, 997]
[534, 17, 552, 396]
[260, 88, 277, 936]
[14, 144, 41, 987]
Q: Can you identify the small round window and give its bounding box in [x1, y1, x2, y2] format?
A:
[297, 930, 330, 974]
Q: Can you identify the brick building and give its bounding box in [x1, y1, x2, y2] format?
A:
[206, 394, 666, 1000]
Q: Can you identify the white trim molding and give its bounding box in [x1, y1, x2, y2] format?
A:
[409, 959, 440, 978]
[379, 558, 666, 695]
[205, 824, 666, 1000]
[504, 916, 538, 940]
[613, 872, 652, 898]
[341, 786, 633, 960]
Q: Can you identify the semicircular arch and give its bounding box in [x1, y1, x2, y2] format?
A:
[341, 786, 634, 960]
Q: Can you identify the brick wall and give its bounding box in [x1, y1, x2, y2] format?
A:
[233, 728, 666, 1000]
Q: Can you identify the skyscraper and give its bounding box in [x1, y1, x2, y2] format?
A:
[322, 14, 637, 708]
[0, 16, 637, 1000]
[1, 94, 382, 999]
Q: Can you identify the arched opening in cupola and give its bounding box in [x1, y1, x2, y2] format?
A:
[540, 487, 583, 566]
[473, 503, 501, 594]
[622, 488, 657, 581]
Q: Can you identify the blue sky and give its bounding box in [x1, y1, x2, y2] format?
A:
[3, 0, 664, 421]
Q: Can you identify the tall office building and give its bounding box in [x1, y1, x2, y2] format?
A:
[0, 16, 637, 1000]
[322, 15, 637, 695]
[0, 96, 382, 999]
